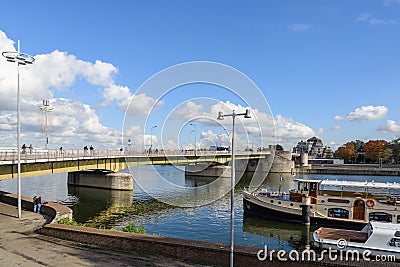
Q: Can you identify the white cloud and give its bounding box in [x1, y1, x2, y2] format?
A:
[288, 24, 312, 32]
[330, 125, 342, 130]
[378, 120, 400, 133]
[122, 93, 163, 116]
[384, 0, 400, 6]
[0, 30, 167, 148]
[274, 115, 317, 149]
[334, 105, 388, 121]
[356, 13, 396, 25]
[171, 101, 203, 120]
[168, 100, 317, 150]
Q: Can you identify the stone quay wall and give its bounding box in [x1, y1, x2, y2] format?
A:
[40, 224, 321, 267]
[0, 191, 72, 223]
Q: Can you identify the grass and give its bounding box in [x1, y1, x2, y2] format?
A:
[122, 222, 146, 234]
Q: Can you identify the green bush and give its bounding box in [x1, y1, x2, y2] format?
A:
[122, 222, 146, 234]
[58, 218, 84, 226]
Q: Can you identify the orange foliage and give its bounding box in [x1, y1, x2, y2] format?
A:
[364, 140, 387, 162]
[335, 142, 357, 161]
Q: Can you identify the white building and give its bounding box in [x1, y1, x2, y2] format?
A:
[293, 136, 324, 158]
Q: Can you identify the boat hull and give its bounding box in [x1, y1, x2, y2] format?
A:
[243, 196, 366, 230]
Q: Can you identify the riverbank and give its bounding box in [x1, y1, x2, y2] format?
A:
[296, 164, 400, 176]
[1, 191, 399, 266]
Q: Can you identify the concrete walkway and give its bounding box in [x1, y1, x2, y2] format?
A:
[0, 202, 210, 267]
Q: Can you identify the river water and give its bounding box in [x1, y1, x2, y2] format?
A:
[0, 165, 397, 250]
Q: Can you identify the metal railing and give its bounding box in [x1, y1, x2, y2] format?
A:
[0, 148, 268, 164]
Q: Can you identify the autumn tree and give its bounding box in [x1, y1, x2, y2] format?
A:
[388, 138, 400, 164]
[364, 140, 387, 163]
[334, 142, 357, 163]
[350, 139, 365, 163]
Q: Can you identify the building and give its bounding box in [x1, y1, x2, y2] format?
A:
[293, 136, 324, 158]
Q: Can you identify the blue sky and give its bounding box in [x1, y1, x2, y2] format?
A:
[0, 1, 399, 151]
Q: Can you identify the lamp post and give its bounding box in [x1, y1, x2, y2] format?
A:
[217, 109, 251, 267]
[150, 125, 157, 154]
[2, 40, 35, 219]
[189, 123, 197, 156]
[39, 100, 54, 150]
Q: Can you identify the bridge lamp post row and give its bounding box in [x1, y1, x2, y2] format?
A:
[2, 40, 35, 219]
[150, 125, 157, 153]
[217, 109, 251, 267]
[189, 123, 197, 156]
[39, 100, 54, 150]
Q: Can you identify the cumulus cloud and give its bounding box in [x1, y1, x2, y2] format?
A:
[334, 105, 388, 121]
[288, 24, 312, 32]
[123, 93, 163, 116]
[169, 100, 317, 150]
[0, 30, 167, 148]
[378, 120, 400, 133]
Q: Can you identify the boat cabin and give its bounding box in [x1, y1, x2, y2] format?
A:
[290, 179, 321, 203]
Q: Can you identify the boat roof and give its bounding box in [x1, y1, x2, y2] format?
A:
[294, 178, 400, 189]
[370, 221, 400, 230]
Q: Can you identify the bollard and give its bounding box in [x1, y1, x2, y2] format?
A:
[301, 195, 311, 226]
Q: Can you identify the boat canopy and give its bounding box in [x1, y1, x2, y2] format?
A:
[294, 178, 322, 184]
[294, 178, 400, 190]
[320, 180, 400, 190]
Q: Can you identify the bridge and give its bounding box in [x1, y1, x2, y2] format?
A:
[0, 149, 271, 180]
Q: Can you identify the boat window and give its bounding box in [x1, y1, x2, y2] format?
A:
[369, 212, 392, 223]
[328, 199, 350, 204]
[395, 231, 400, 237]
[328, 208, 349, 219]
[389, 238, 400, 247]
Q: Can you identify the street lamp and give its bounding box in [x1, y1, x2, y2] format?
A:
[217, 109, 251, 267]
[150, 125, 157, 154]
[39, 100, 54, 150]
[2, 40, 35, 219]
[189, 123, 197, 156]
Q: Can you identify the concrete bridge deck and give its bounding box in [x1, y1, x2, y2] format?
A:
[0, 149, 270, 180]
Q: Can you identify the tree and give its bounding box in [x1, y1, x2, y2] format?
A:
[323, 147, 334, 158]
[350, 140, 365, 163]
[380, 147, 393, 163]
[388, 138, 400, 164]
[364, 140, 387, 163]
[276, 144, 284, 151]
[334, 142, 357, 163]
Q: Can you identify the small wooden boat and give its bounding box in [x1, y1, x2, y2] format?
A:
[313, 221, 400, 260]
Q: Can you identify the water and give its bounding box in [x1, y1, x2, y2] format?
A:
[0, 165, 397, 250]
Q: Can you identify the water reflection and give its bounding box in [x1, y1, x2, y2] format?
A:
[242, 215, 315, 250]
[68, 185, 133, 225]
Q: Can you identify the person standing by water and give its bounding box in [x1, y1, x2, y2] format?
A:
[33, 195, 42, 213]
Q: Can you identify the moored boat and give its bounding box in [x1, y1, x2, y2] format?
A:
[243, 178, 400, 229]
[313, 221, 400, 260]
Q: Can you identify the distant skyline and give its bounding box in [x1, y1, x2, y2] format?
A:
[0, 1, 399, 151]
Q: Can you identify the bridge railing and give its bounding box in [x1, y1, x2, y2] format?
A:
[0, 148, 268, 164]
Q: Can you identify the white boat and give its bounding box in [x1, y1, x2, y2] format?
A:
[313, 221, 400, 260]
[243, 178, 400, 229]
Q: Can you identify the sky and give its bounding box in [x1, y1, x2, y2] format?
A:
[0, 0, 399, 151]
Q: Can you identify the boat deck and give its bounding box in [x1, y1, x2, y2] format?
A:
[317, 227, 368, 243]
